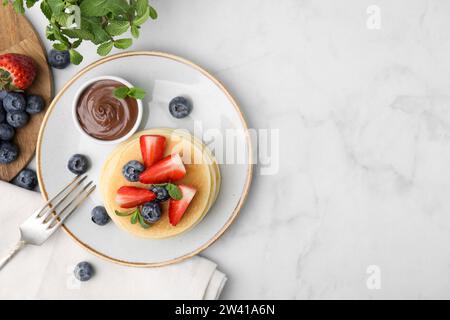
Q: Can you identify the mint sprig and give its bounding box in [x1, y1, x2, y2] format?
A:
[114, 86, 146, 99]
[115, 207, 150, 229]
[5, 0, 158, 65]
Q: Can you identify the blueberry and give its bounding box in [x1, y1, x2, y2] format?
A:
[91, 206, 110, 226]
[26, 95, 44, 114]
[3, 92, 26, 113]
[0, 123, 15, 141]
[6, 111, 29, 128]
[122, 160, 144, 182]
[13, 169, 37, 190]
[48, 50, 70, 69]
[169, 96, 192, 119]
[74, 261, 94, 282]
[141, 201, 162, 223]
[0, 107, 5, 124]
[0, 141, 19, 164]
[67, 154, 89, 175]
[150, 185, 170, 202]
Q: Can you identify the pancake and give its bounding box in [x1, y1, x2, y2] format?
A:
[99, 128, 220, 239]
[100, 129, 216, 239]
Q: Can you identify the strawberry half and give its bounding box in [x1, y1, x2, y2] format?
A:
[140, 135, 166, 168]
[0, 53, 37, 91]
[139, 153, 186, 184]
[116, 186, 156, 208]
[169, 185, 197, 226]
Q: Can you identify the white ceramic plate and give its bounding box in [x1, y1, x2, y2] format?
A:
[37, 52, 252, 267]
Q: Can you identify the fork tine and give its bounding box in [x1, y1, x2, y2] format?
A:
[46, 180, 94, 227]
[40, 175, 88, 222]
[36, 174, 87, 219]
[48, 184, 96, 232]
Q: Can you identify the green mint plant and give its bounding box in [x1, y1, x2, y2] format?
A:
[3, 0, 157, 65]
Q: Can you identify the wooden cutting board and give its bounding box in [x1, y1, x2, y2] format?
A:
[0, 4, 52, 181]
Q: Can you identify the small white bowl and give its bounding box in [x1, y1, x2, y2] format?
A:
[72, 75, 143, 145]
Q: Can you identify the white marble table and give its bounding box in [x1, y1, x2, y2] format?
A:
[23, 0, 450, 299]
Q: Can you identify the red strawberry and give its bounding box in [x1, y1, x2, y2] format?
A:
[116, 186, 156, 208]
[169, 185, 197, 226]
[139, 153, 186, 184]
[0, 53, 37, 91]
[140, 135, 166, 168]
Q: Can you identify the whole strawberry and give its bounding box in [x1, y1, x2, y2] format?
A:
[0, 53, 37, 91]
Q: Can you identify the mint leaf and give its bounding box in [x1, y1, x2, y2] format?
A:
[131, 25, 140, 38]
[166, 183, 182, 200]
[105, 20, 129, 36]
[72, 39, 83, 49]
[133, 6, 149, 26]
[62, 28, 95, 41]
[108, 0, 129, 15]
[25, 0, 38, 8]
[138, 214, 150, 229]
[97, 41, 114, 56]
[52, 26, 70, 46]
[81, 16, 111, 44]
[114, 38, 132, 49]
[128, 87, 146, 99]
[40, 1, 52, 20]
[130, 211, 139, 224]
[54, 13, 69, 27]
[53, 42, 68, 51]
[115, 209, 136, 217]
[91, 30, 110, 45]
[135, 0, 148, 16]
[47, 0, 64, 15]
[114, 86, 129, 99]
[45, 26, 56, 41]
[149, 5, 158, 19]
[69, 49, 83, 65]
[80, 0, 128, 17]
[80, 0, 109, 17]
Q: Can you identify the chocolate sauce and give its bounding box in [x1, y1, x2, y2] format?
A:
[76, 80, 138, 141]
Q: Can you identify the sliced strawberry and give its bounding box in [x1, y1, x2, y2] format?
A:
[169, 185, 197, 226]
[140, 135, 166, 168]
[116, 186, 156, 208]
[0, 53, 37, 91]
[139, 153, 186, 184]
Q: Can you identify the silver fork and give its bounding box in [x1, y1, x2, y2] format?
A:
[0, 174, 96, 271]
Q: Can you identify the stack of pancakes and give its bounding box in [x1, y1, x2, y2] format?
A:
[99, 128, 220, 239]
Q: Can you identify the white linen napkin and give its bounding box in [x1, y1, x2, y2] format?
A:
[0, 181, 227, 299]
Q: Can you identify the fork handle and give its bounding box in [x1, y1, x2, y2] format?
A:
[0, 240, 26, 271]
